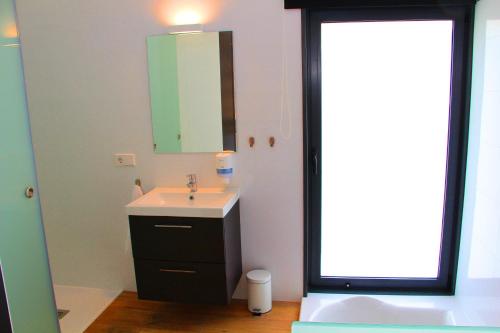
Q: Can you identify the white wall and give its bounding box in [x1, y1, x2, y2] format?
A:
[15, 0, 303, 301]
[456, 0, 500, 297]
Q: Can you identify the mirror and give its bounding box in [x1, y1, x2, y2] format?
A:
[147, 31, 236, 153]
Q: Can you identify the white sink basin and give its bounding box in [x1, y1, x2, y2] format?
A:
[125, 187, 239, 218]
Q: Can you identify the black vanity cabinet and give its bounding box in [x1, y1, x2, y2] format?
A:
[129, 201, 241, 305]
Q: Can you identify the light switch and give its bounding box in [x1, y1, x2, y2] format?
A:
[114, 154, 136, 167]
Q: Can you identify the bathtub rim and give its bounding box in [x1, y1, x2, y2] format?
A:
[299, 293, 500, 327]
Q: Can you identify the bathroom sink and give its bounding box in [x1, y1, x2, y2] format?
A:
[125, 187, 239, 218]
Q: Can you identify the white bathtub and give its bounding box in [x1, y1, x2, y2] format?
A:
[303, 296, 454, 325]
[300, 294, 500, 327]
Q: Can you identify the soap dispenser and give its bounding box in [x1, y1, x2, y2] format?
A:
[215, 152, 234, 186]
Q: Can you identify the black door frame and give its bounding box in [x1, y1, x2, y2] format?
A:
[0, 264, 13, 333]
[303, 4, 475, 295]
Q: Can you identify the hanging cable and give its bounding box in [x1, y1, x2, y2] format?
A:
[280, 10, 292, 140]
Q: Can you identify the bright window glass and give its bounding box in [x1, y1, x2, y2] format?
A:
[321, 21, 453, 278]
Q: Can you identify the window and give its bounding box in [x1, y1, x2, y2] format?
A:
[302, 4, 475, 293]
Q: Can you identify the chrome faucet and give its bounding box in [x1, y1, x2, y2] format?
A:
[186, 174, 198, 193]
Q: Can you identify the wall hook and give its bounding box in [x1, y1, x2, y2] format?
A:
[249, 137, 255, 148]
[269, 136, 275, 148]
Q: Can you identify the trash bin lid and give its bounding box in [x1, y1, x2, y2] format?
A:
[246, 270, 271, 284]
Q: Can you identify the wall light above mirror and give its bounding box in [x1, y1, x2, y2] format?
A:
[147, 31, 236, 153]
[168, 24, 203, 34]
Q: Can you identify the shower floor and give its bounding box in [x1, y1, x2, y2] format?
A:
[53, 285, 121, 333]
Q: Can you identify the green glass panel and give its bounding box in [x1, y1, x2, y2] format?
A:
[147, 35, 182, 153]
[292, 323, 500, 333]
[0, 0, 59, 332]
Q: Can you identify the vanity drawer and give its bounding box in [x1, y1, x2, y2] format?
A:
[129, 216, 225, 263]
[134, 260, 229, 304]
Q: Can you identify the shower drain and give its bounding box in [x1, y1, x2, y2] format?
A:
[57, 309, 69, 320]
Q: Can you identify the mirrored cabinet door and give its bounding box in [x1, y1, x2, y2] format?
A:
[147, 31, 236, 153]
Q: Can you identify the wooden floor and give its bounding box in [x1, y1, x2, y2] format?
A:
[85, 292, 300, 333]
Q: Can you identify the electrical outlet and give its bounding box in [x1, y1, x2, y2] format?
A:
[114, 154, 136, 167]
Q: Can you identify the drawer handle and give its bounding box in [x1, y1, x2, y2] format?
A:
[154, 225, 192, 229]
[159, 269, 197, 274]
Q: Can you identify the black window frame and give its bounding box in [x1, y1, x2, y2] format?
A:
[302, 4, 476, 295]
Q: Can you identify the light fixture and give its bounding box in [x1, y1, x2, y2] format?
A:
[168, 24, 203, 35]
